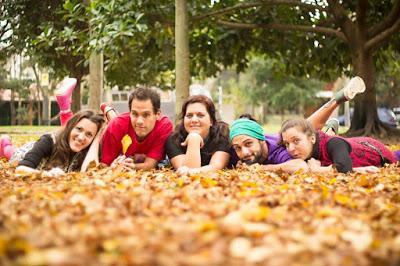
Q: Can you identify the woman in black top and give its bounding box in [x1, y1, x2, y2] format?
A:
[166, 95, 230, 175]
[1, 110, 104, 176]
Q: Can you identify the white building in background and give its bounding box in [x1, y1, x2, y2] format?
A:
[102, 87, 176, 122]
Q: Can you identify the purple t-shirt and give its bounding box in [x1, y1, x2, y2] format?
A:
[229, 134, 292, 167]
[263, 134, 292, 164]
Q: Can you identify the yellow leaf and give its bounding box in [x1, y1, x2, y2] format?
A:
[320, 185, 330, 199]
[328, 178, 337, 185]
[242, 206, 270, 222]
[121, 135, 132, 155]
[200, 177, 218, 188]
[197, 221, 217, 232]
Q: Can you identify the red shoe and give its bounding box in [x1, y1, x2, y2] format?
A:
[100, 102, 110, 114]
[100, 103, 117, 121]
[55, 78, 77, 111]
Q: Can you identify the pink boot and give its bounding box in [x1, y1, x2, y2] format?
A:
[55, 78, 77, 111]
[0, 135, 15, 160]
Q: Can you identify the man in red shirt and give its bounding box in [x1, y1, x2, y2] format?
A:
[101, 87, 173, 170]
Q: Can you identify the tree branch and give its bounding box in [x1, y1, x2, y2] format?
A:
[368, 0, 400, 38]
[326, 0, 354, 40]
[217, 20, 347, 42]
[366, 18, 400, 52]
[356, 0, 367, 29]
[192, 0, 327, 21]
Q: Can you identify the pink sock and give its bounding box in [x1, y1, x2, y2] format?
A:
[60, 110, 74, 126]
[56, 95, 71, 111]
[3, 145, 15, 160]
[1, 137, 15, 160]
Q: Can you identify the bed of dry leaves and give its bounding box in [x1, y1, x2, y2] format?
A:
[0, 147, 400, 265]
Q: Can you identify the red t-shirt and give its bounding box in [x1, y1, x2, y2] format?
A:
[100, 112, 173, 165]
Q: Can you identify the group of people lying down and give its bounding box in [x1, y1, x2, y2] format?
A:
[1, 76, 399, 177]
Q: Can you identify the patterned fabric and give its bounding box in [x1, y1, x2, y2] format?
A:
[317, 131, 397, 168]
[10, 141, 37, 164]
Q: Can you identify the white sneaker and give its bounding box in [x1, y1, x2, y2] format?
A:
[335, 76, 366, 102]
[343, 76, 366, 100]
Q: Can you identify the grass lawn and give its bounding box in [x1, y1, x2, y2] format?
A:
[0, 125, 59, 134]
[0, 126, 59, 147]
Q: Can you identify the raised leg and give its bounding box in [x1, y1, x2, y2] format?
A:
[55, 78, 77, 126]
[307, 76, 366, 130]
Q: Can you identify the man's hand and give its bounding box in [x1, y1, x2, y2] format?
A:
[181, 132, 204, 148]
[111, 155, 136, 171]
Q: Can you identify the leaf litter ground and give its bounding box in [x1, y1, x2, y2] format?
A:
[0, 146, 399, 265]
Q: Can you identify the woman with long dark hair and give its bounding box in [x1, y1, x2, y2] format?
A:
[0, 110, 104, 176]
[166, 95, 230, 175]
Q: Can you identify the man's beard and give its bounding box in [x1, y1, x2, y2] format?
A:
[241, 150, 264, 165]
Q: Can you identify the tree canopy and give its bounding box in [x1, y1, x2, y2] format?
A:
[2, 1, 400, 137]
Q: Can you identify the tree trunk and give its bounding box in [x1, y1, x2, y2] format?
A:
[27, 99, 33, 126]
[70, 68, 84, 112]
[10, 90, 16, 125]
[348, 50, 400, 141]
[88, 52, 103, 110]
[31, 64, 42, 125]
[175, 0, 190, 120]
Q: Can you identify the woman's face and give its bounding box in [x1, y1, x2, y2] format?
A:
[69, 118, 98, 153]
[184, 102, 212, 139]
[281, 127, 315, 160]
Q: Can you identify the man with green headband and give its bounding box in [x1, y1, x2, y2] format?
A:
[230, 117, 308, 172]
[229, 76, 366, 173]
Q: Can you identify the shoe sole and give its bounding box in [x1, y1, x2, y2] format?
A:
[343, 76, 366, 100]
[55, 78, 77, 96]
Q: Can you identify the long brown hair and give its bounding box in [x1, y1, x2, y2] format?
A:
[171, 95, 230, 154]
[46, 110, 104, 171]
[279, 118, 316, 145]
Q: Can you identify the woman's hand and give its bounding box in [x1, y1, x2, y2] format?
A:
[176, 166, 201, 176]
[307, 158, 332, 173]
[43, 167, 66, 177]
[353, 166, 380, 174]
[181, 132, 204, 148]
[307, 158, 321, 172]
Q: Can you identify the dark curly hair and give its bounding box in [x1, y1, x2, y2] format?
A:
[171, 95, 230, 154]
[46, 110, 104, 171]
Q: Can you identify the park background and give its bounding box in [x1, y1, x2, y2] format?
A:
[1, 1, 400, 265]
[1, 1, 400, 140]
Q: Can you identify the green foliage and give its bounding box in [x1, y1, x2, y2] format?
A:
[223, 56, 322, 115]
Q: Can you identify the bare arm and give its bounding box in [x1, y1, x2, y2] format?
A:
[16, 165, 66, 177]
[170, 132, 203, 169]
[176, 151, 230, 175]
[262, 159, 309, 174]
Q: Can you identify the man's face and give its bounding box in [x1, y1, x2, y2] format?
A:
[231, 135, 268, 165]
[130, 99, 160, 140]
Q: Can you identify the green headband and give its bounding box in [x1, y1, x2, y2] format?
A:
[230, 118, 265, 141]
